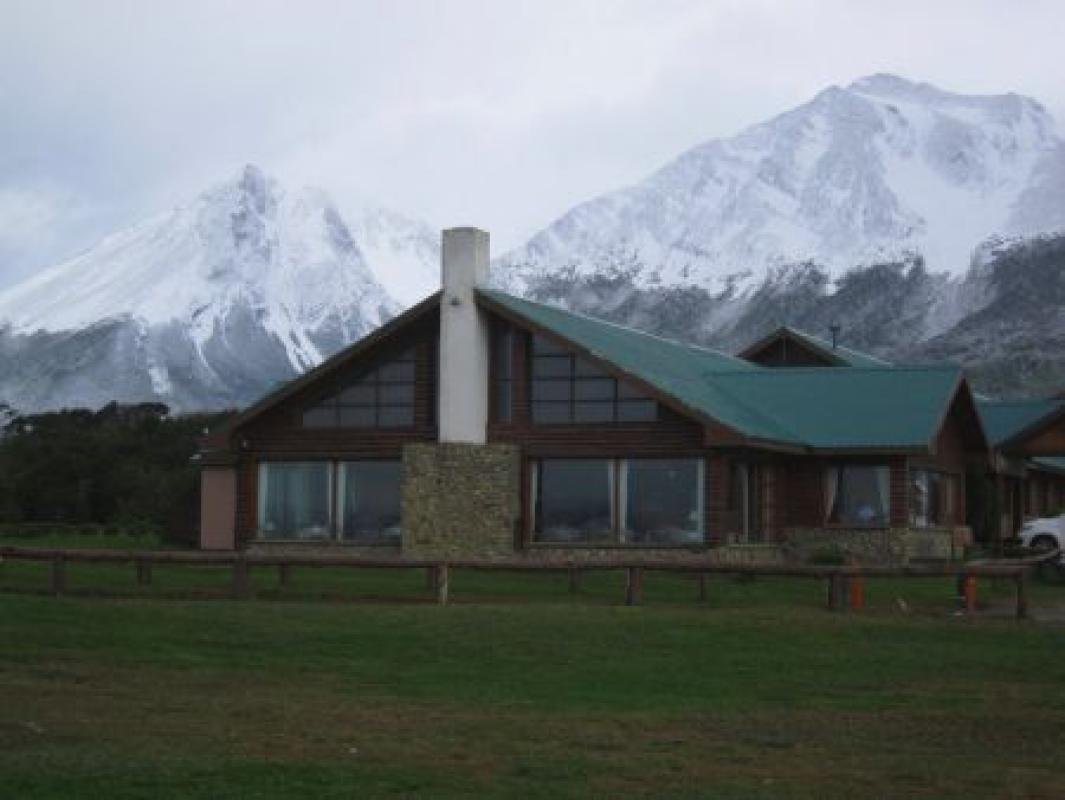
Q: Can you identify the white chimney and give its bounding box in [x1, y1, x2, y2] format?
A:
[438, 227, 490, 443]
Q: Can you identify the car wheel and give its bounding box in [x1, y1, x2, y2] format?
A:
[1030, 535, 1059, 552]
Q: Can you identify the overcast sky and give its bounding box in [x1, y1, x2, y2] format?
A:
[1, 0, 1063, 289]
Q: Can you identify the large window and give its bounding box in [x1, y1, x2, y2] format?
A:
[257, 460, 402, 543]
[825, 465, 890, 527]
[532, 458, 704, 545]
[532, 459, 615, 542]
[338, 461, 403, 543]
[530, 335, 657, 424]
[622, 459, 704, 544]
[257, 462, 332, 540]
[303, 349, 416, 429]
[910, 469, 957, 528]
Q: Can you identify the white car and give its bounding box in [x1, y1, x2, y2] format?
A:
[1019, 515, 1065, 562]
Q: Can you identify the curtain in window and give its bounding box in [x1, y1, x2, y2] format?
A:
[257, 462, 331, 539]
[826, 465, 889, 526]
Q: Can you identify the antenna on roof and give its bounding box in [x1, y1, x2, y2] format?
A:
[829, 324, 841, 350]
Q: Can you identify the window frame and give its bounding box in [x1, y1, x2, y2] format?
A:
[255, 458, 403, 545]
[528, 456, 708, 547]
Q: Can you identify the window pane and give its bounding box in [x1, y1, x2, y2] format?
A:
[532, 402, 572, 424]
[338, 384, 376, 404]
[494, 380, 512, 423]
[826, 465, 889, 526]
[617, 400, 657, 422]
[532, 380, 572, 401]
[493, 327, 513, 377]
[534, 460, 614, 542]
[574, 378, 615, 401]
[532, 355, 572, 378]
[574, 401, 614, 423]
[379, 360, 415, 383]
[574, 358, 609, 378]
[622, 459, 703, 544]
[617, 381, 648, 400]
[338, 406, 377, 427]
[338, 461, 402, 544]
[532, 334, 568, 355]
[379, 406, 414, 427]
[302, 406, 336, 428]
[379, 383, 414, 404]
[257, 462, 331, 539]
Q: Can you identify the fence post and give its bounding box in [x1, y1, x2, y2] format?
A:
[848, 574, 864, 611]
[962, 574, 977, 613]
[50, 555, 66, 595]
[278, 564, 291, 588]
[826, 573, 838, 611]
[698, 573, 708, 602]
[568, 567, 580, 596]
[625, 567, 643, 606]
[1015, 572, 1028, 620]
[436, 564, 449, 606]
[232, 557, 250, 599]
[136, 560, 153, 586]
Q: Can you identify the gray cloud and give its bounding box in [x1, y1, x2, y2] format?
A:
[1, 0, 1063, 288]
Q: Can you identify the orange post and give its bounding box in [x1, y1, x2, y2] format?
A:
[963, 575, 977, 612]
[848, 575, 865, 610]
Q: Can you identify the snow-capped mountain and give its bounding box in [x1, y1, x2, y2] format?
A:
[501, 74, 1065, 291]
[0, 166, 405, 411]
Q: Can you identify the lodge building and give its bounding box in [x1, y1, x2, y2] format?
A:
[197, 228, 1065, 563]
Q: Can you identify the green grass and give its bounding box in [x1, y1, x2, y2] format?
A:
[1, 552, 1064, 798]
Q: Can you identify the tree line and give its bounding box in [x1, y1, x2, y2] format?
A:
[0, 402, 232, 545]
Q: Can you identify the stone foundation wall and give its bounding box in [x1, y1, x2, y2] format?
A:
[782, 527, 960, 564]
[402, 442, 521, 557]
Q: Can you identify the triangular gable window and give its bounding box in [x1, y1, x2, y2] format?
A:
[530, 335, 656, 424]
[303, 348, 416, 429]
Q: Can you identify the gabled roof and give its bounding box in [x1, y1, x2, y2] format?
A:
[207, 292, 441, 445]
[976, 397, 1063, 447]
[739, 325, 892, 368]
[479, 290, 972, 452]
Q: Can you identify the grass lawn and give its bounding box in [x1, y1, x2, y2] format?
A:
[2, 544, 1064, 799]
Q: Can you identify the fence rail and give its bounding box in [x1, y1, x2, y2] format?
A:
[0, 545, 1058, 617]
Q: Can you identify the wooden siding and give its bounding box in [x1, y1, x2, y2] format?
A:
[744, 336, 835, 367]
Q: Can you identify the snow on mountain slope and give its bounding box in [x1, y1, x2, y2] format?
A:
[347, 205, 440, 306]
[0, 166, 404, 411]
[500, 74, 1065, 291]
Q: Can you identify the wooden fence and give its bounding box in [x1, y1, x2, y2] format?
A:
[0, 545, 1058, 617]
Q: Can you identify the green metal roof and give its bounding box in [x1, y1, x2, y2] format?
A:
[711, 367, 962, 449]
[479, 290, 962, 450]
[976, 398, 1062, 446]
[780, 327, 893, 368]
